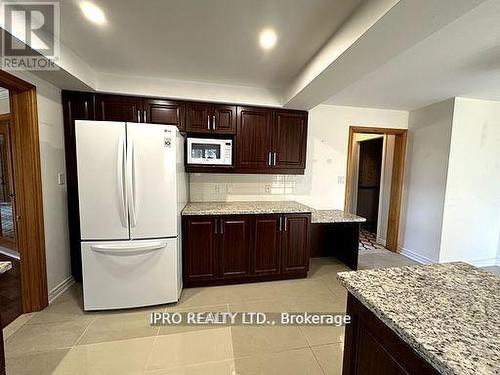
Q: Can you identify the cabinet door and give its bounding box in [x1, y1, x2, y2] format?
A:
[273, 110, 308, 170]
[212, 105, 236, 134]
[219, 216, 251, 278]
[253, 215, 281, 275]
[143, 99, 186, 131]
[236, 107, 273, 169]
[183, 216, 218, 281]
[281, 214, 310, 274]
[186, 103, 212, 133]
[96, 94, 142, 122]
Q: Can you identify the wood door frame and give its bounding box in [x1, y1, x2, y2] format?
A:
[344, 126, 408, 252]
[0, 69, 48, 312]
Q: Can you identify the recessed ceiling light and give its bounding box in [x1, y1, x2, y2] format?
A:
[259, 29, 277, 50]
[80, 1, 106, 25]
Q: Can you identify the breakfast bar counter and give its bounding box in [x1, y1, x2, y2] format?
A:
[337, 262, 500, 375]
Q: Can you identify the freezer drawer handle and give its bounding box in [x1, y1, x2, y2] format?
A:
[91, 241, 166, 255]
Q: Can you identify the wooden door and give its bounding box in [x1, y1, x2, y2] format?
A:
[281, 214, 310, 273]
[236, 107, 273, 169]
[186, 102, 213, 133]
[96, 94, 142, 122]
[183, 216, 218, 281]
[273, 110, 308, 170]
[253, 215, 281, 275]
[212, 105, 236, 134]
[219, 216, 251, 278]
[0, 119, 16, 251]
[143, 99, 185, 131]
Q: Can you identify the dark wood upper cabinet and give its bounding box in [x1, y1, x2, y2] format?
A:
[186, 103, 236, 134]
[219, 216, 251, 278]
[281, 214, 310, 274]
[236, 106, 273, 169]
[212, 105, 236, 134]
[186, 102, 212, 133]
[96, 94, 142, 122]
[253, 215, 281, 275]
[273, 110, 308, 170]
[143, 99, 185, 131]
[183, 216, 218, 281]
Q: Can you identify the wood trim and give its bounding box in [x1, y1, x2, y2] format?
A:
[0, 114, 10, 122]
[386, 132, 407, 251]
[1, 69, 48, 312]
[0, 70, 34, 91]
[344, 126, 408, 253]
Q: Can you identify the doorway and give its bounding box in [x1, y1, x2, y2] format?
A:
[0, 69, 48, 322]
[345, 126, 407, 252]
[0, 87, 22, 326]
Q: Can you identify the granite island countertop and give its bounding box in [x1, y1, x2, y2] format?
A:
[337, 262, 500, 375]
[311, 209, 366, 224]
[182, 201, 312, 216]
[0, 261, 12, 274]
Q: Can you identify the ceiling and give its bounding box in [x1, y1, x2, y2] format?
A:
[324, 0, 500, 110]
[59, 0, 363, 90]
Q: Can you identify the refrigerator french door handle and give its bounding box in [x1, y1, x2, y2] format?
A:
[126, 136, 138, 228]
[117, 135, 127, 227]
[91, 241, 166, 255]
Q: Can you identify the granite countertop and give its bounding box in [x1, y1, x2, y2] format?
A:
[0, 261, 12, 274]
[311, 209, 366, 224]
[182, 201, 312, 216]
[337, 262, 500, 375]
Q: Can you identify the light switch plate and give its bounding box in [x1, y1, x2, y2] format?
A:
[57, 172, 66, 185]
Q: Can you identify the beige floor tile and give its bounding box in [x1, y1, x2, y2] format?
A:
[300, 325, 345, 347]
[5, 349, 70, 375]
[28, 298, 94, 324]
[268, 278, 335, 300]
[3, 312, 37, 340]
[158, 304, 228, 336]
[228, 299, 309, 357]
[5, 319, 92, 357]
[147, 327, 233, 371]
[52, 336, 155, 375]
[145, 360, 237, 375]
[312, 343, 344, 375]
[233, 348, 324, 375]
[77, 309, 163, 345]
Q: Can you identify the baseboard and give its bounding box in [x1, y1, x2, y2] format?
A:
[399, 247, 437, 265]
[48, 276, 75, 304]
[463, 258, 499, 268]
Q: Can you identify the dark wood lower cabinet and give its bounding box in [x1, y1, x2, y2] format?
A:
[182, 213, 310, 287]
[343, 293, 439, 375]
[219, 216, 252, 278]
[0, 314, 4, 375]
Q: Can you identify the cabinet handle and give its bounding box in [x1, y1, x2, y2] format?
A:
[214, 219, 218, 234]
[213, 115, 216, 130]
[137, 110, 141, 122]
[220, 219, 223, 234]
[268, 152, 272, 166]
[284, 217, 287, 231]
[273, 152, 277, 166]
[143, 110, 147, 123]
[207, 115, 211, 130]
[279, 216, 282, 231]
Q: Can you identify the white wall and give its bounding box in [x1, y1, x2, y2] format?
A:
[0, 89, 9, 114]
[439, 98, 500, 266]
[399, 99, 454, 263]
[11, 71, 71, 295]
[190, 104, 409, 209]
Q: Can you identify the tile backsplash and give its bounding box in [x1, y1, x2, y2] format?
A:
[189, 174, 298, 202]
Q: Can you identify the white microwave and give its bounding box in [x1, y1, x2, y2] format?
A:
[186, 137, 233, 166]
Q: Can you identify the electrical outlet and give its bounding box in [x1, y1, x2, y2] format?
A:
[265, 184, 271, 193]
[214, 184, 220, 194]
[338, 176, 345, 184]
[226, 184, 232, 193]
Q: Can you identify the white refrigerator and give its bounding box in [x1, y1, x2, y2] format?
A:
[75, 120, 188, 311]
